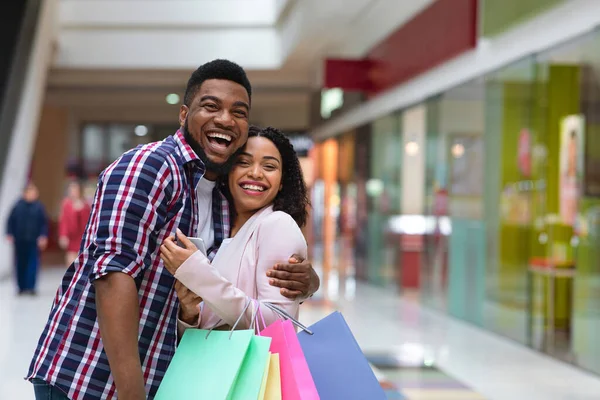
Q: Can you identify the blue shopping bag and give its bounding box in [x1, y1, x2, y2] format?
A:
[297, 312, 386, 400]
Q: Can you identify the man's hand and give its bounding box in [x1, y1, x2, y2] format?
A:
[6, 235, 13, 243]
[266, 255, 320, 300]
[174, 281, 202, 325]
[37, 236, 48, 251]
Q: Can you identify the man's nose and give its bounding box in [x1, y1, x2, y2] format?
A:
[214, 110, 235, 128]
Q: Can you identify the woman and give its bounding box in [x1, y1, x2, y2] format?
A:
[58, 180, 92, 267]
[160, 126, 310, 332]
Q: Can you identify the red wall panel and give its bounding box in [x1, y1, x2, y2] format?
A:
[366, 0, 478, 94]
[324, 59, 374, 91]
[324, 0, 477, 95]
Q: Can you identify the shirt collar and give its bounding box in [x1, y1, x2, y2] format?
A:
[174, 129, 203, 167]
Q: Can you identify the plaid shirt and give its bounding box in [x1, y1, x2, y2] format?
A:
[27, 130, 230, 399]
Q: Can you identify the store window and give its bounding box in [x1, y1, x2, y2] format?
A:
[535, 30, 600, 374]
[421, 78, 486, 315]
[483, 56, 538, 344]
[367, 114, 402, 286]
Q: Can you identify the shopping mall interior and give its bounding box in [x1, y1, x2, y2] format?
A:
[3, 0, 600, 399]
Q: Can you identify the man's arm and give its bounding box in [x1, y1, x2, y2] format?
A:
[89, 150, 175, 399]
[6, 203, 17, 239]
[95, 273, 146, 400]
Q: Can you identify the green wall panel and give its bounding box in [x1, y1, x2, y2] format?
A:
[481, 0, 566, 37]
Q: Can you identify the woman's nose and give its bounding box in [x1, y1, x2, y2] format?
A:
[247, 165, 263, 178]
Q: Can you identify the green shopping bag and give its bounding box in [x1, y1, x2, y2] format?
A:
[229, 335, 273, 400]
[155, 329, 254, 400]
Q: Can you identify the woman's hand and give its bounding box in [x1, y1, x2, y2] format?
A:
[174, 281, 202, 325]
[160, 229, 197, 275]
[59, 236, 69, 250]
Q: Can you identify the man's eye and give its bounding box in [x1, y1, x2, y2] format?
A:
[204, 104, 218, 110]
[234, 110, 247, 118]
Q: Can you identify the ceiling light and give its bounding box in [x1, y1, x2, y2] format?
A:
[166, 93, 180, 105]
[134, 125, 148, 137]
[451, 143, 465, 158]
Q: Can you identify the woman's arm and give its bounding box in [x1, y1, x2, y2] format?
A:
[161, 213, 307, 329]
[58, 200, 70, 240]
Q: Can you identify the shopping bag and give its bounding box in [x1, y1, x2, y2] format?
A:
[258, 353, 272, 400]
[229, 335, 272, 400]
[297, 312, 386, 399]
[155, 328, 254, 399]
[262, 353, 282, 400]
[260, 319, 319, 400]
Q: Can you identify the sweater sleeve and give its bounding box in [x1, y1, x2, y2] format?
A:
[174, 212, 307, 329]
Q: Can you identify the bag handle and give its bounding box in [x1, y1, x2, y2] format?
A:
[249, 299, 268, 335]
[205, 298, 253, 339]
[263, 302, 313, 335]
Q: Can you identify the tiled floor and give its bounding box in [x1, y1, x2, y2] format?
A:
[3, 267, 600, 399]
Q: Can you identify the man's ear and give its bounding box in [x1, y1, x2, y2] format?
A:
[179, 105, 189, 127]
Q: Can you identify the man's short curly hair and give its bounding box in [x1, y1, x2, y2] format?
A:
[220, 125, 310, 227]
[184, 59, 252, 106]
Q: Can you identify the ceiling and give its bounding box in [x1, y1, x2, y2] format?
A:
[47, 0, 435, 127]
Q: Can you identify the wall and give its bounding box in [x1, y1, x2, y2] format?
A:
[31, 105, 71, 218]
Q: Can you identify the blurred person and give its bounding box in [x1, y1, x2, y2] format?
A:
[5, 182, 48, 295]
[26, 59, 320, 400]
[160, 126, 310, 335]
[58, 180, 91, 267]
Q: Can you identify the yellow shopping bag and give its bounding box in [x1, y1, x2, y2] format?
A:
[258, 353, 281, 400]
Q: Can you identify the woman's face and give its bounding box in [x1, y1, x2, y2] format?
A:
[228, 136, 283, 216]
[69, 183, 82, 199]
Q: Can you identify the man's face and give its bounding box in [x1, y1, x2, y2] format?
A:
[24, 185, 38, 202]
[179, 79, 250, 174]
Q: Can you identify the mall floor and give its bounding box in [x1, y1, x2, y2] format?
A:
[2, 267, 600, 399]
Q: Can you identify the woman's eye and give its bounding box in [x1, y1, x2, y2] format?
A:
[264, 164, 277, 170]
[237, 160, 249, 166]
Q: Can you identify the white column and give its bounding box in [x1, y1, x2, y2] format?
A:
[401, 104, 426, 215]
[0, 0, 59, 279]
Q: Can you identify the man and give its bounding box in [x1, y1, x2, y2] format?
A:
[6, 182, 48, 295]
[27, 59, 319, 400]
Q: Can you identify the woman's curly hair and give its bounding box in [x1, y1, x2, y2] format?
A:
[219, 125, 310, 227]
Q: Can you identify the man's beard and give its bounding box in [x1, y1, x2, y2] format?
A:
[183, 121, 238, 176]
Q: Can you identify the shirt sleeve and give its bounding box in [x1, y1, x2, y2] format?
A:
[174, 212, 307, 329]
[90, 149, 175, 283]
[6, 203, 17, 236]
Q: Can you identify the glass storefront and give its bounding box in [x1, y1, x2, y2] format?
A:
[421, 79, 485, 318]
[367, 114, 402, 287]
[311, 28, 600, 375]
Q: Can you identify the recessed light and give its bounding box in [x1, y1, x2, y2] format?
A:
[166, 93, 180, 105]
[134, 125, 148, 137]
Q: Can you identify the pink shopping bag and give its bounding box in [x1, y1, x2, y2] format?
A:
[260, 319, 319, 400]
